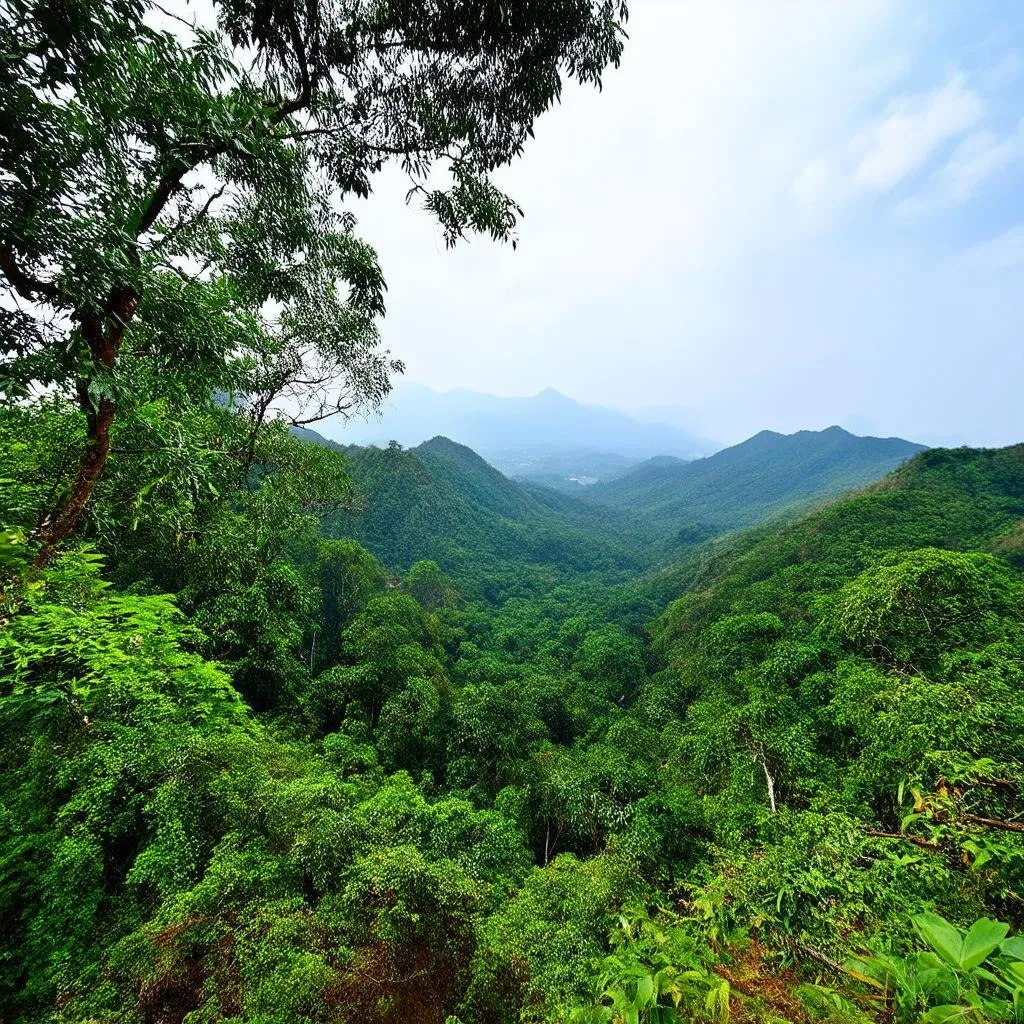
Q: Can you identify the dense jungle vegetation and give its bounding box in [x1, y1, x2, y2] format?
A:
[4, 2, 1024, 1023]
[4, 401, 1024, 1024]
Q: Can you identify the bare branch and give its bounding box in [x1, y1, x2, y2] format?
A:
[863, 829, 940, 850]
[156, 184, 227, 251]
[964, 814, 1024, 834]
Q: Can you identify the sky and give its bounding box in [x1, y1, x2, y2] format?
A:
[344, 1, 1024, 448]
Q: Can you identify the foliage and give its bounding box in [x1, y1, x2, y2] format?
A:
[571, 907, 732, 1024]
[584, 426, 923, 539]
[847, 912, 1024, 1024]
[2, 350, 1024, 1024]
[14, 6, 1024, 1021]
[0, 0, 627, 559]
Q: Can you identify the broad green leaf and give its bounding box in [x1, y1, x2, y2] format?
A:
[998, 961, 1024, 986]
[918, 966, 954, 995]
[974, 966, 1012, 993]
[961, 918, 1010, 970]
[634, 975, 654, 1009]
[1001, 938, 1024, 962]
[970, 848, 993, 871]
[979, 996, 1014, 1020]
[923, 1005, 973, 1024]
[914, 913, 964, 969]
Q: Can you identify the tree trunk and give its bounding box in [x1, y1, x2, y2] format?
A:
[748, 742, 778, 814]
[33, 289, 138, 566]
[34, 395, 117, 565]
[761, 758, 777, 814]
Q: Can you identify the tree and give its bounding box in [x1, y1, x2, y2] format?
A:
[574, 624, 645, 702]
[0, 0, 629, 562]
[404, 559, 458, 612]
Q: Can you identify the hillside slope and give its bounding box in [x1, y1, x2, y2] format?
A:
[650, 442, 1024, 627]
[636, 443, 1024, 967]
[323, 437, 641, 594]
[588, 425, 924, 534]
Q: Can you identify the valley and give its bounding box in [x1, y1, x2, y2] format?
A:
[4, 395, 1023, 1024]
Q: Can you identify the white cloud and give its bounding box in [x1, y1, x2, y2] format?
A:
[962, 224, 1024, 270]
[897, 118, 1024, 214]
[792, 159, 832, 204]
[852, 73, 984, 190]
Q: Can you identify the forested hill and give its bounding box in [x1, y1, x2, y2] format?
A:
[585, 424, 924, 532]
[321, 428, 927, 587]
[651, 442, 1024, 634]
[636, 443, 1024, 978]
[323, 436, 641, 595]
[5, 389, 1024, 1023]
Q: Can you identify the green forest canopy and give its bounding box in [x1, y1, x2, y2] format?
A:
[3, 387, 1024, 1023]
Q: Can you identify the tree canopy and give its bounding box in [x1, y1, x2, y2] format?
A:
[0, 0, 628, 560]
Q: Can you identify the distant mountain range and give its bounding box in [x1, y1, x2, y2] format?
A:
[308, 423, 927, 587]
[583, 425, 925, 534]
[317, 384, 719, 479]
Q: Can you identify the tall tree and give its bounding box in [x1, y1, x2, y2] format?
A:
[0, 0, 628, 562]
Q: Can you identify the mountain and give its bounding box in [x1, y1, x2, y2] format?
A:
[311, 427, 927, 581]
[585, 425, 925, 536]
[322, 436, 642, 596]
[317, 383, 719, 476]
[289, 424, 345, 450]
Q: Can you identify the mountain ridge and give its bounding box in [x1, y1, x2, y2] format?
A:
[312, 425, 928, 589]
[582, 424, 926, 533]
[317, 382, 720, 464]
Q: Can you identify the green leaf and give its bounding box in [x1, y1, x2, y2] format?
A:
[1001, 937, 1024, 962]
[996, 961, 1024, 986]
[923, 1005, 973, 1024]
[961, 918, 1010, 970]
[975, 965, 1015, 996]
[634, 974, 654, 1009]
[913, 913, 964, 969]
[844, 966, 887, 991]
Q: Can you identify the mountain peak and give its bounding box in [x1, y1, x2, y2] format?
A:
[590, 426, 924, 532]
[535, 386, 569, 402]
[324, 381, 719, 459]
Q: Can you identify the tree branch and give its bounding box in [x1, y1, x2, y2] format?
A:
[0, 246, 61, 302]
[964, 814, 1024, 834]
[156, 184, 227, 251]
[137, 158, 195, 237]
[274, 10, 313, 120]
[863, 829, 940, 850]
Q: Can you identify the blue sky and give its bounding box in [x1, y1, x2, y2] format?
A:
[348, 1, 1023, 447]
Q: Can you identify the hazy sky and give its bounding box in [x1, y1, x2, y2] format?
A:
[347, 1, 1024, 448]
